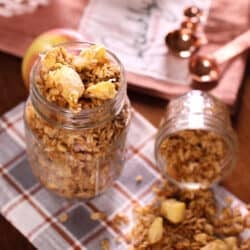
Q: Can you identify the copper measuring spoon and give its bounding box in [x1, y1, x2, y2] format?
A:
[165, 28, 202, 58]
[165, 6, 205, 58]
[189, 30, 250, 83]
[183, 6, 204, 24]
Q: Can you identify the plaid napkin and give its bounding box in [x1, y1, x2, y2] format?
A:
[0, 103, 249, 250]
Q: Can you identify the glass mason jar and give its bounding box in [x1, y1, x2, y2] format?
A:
[24, 43, 131, 199]
[155, 90, 237, 190]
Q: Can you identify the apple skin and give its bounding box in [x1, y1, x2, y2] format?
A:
[21, 28, 83, 89]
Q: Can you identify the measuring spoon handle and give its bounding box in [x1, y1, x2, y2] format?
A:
[212, 30, 250, 65]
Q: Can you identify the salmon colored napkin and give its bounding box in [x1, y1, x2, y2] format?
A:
[0, 0, 88, 56]
[0, 0, 248, 108]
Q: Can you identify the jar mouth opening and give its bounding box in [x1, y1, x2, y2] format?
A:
[155, 115, 237, 189]
[30, 41, 127, 118]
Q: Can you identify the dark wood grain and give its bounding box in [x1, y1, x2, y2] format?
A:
[0, 53, 27, 115]
[0, 51, 249, 249]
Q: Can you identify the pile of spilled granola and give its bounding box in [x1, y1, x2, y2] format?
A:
[128, 182, 250, 250]
[159, 129, 227, 186]
[25, 44, 130, 199]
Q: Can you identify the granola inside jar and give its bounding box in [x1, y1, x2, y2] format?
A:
[155, 91, 237, 190]
[24, 42, 131, 199]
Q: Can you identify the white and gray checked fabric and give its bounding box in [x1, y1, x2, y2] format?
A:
[0, 102, 249, 250]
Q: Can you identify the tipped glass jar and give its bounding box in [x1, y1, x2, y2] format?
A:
[24, 42, 131, 199]
[155, 90, 237, 190]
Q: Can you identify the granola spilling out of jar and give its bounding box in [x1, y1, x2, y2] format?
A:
[129, 182, 250, 249]
[25, 44, 131, 199]
[159, 129, 227, 186]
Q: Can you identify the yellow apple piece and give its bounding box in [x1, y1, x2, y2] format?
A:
[148, 217, 163, 244]
[47, 65, 84, 107]
[160, 199, 186, 224]
[73, 45, 107, 71]
[21, 28, 83, 89]
[80, 44, 107, 62]
[86, 81, 117, 100]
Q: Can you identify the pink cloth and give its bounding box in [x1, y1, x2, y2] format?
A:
[0, 0, 248, 108]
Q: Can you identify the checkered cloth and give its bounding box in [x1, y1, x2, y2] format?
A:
[0, 102, 249, 250]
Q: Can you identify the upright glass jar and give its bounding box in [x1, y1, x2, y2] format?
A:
[24, 43, 131, 199]
[155, 90, 237, 190]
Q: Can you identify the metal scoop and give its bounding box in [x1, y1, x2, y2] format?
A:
[189, 30, 250, 83]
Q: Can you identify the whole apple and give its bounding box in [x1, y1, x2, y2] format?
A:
[21, 28, 83, 89]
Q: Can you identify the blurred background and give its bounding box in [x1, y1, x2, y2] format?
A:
[0, 0, 249, 249]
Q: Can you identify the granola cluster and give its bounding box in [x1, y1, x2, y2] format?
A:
[159, 129, 227, 186]
[129, 182, 250, 250]
[37, 45, 120, 110]
[25, 45, 130, 199]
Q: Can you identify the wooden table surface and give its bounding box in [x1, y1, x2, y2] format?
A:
[0, 51, 249, 249]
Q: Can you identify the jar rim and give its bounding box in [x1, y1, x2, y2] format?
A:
[30, 41, 127, 119]
[167, 90, 229, 119]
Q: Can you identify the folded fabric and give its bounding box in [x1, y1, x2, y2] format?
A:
[0, 102, 249, 249]
[78, 0, 248, 107]
[0, 0, 248, 108]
